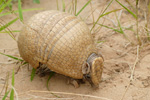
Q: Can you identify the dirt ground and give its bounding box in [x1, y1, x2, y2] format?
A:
[0, 0, 150, 100]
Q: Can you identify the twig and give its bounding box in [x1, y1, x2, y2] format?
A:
[0, 72, 9, 95]
[0, 48, 17, 51]
[120, 45, 139, 100]
[120, 83, 130, 100]
[27, 94, 73, 100]
[90, 1, 95, 25]
[130, 45, 139, 81]
[0, 62, 15, 64]
[22, 90, 113, 100]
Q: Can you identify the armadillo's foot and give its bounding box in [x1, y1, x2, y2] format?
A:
[67, 78, 79, 88]
[67, 78, 85, 88]
[36, 63, 52, 77]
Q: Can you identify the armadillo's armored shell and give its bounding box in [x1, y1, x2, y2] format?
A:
[18, 10, 97, 79]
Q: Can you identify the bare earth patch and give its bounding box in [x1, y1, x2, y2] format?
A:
[0, 0, 150, 100]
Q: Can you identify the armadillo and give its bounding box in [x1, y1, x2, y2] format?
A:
[17, 10, 104, 87]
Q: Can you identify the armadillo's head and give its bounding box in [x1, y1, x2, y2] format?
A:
[82, 53, 104, 88]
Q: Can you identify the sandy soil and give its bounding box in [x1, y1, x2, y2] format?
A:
[0, 0, 150, 100]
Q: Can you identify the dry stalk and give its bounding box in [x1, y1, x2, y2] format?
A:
[0, 72, 9, 96]
[0, 62, 15, 64]
[19, 90, 113, 100]
[120, 83, 130, 100]
[120, 45, 140, 100]
[27, 94, 74, 100]
[90, 1, 95, 25]
[130, 45, 139, 81]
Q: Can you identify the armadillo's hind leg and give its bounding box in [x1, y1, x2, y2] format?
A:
[36, 63, 52, 77]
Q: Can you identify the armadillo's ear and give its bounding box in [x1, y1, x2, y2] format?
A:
[82, 62, 91, 74]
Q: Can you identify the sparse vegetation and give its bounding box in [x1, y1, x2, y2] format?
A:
[0, 0, 150, 99]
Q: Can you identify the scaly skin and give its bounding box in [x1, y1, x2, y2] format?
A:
[18, 10, 103, 87]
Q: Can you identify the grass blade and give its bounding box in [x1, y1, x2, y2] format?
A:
[6, 30, 16, 41]
[10, 70, 15, 100]
[146, 1, 150, 41]
[0, 30, 20, 33]
[0, 8, 43, 17]
[33, 0, 40, 4]
[135, 0, 141, 45]
[101, 9, 121, 18]
[47, 72, 55, 91]
[0, 52, 23, 61]
[101, 0, 114, 14]
[97, 23, 122, 33]
[125, 0, 135, 11]
[76, 0, 91, 16]
[0, 0, 3, 6]
[0, 18, 19, 31]
[0, 20, 16, 40]
[115, 12, 124, 34]
[2, 91, 10, 100]
[115, 0, 137, 19]
[90, 0, 114, 32]
[62, 0, 65, 12]
[74, 0, 77, 15]
[31, 68, 36, 81]
[56, 0, 59, 10]
[18, 0, 23, 22]
[46, 72, 60, 98]
[90, 9, 121, 32]
[0, 0, 12, 13]
[97, 41, 105, 44]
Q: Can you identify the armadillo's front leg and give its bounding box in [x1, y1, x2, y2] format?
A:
[67, 78, 85, 88]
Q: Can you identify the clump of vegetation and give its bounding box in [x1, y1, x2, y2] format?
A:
[0, 0, 150, 99]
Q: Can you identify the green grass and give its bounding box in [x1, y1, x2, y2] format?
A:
[31, 68, 36, 81]
[0, 0, 12, 13]
[90, 0, 114, 32]
[33, 0, 40, 4]
[74, 0, 77, 15]
[2, 70, 16, 100]
[0, 30, 20, 33]
[115, 12, 124, 34]
[47, 72, 55, 90]
[0, 17, 19, 40]
[62, 0, 66, 12]
[0, 18, 18, 32]
[2, 91, 10, 100]
[0, 8, 43, 17]
[146, 1, 150, 41]
[135, 0, 141, 45]
[56, 0, 59, 10]
[97, 23, 123, 33]
[115, 0, 137, 19]
[18, 0, 23, 22]
[75, 0, 91, 16]
[10, 70, 15, 100]
[1, 1, 150, 99]
[0, 52, 23, 61]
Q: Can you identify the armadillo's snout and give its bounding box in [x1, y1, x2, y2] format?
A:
[91, 56, 103, 87]
[84, 53, 104, 87]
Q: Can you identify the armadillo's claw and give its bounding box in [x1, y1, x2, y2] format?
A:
[67, 78, 80, 88]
